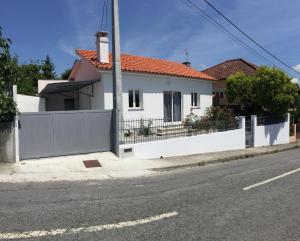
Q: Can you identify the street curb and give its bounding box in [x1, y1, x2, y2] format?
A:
[151, 144, 300, 172]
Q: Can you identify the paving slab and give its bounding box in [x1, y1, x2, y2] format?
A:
[0, 142, 299, 183]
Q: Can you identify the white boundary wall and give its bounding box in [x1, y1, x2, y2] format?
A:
[253, 114, 290, 147]
[17, 94, 46, 113]
[120, 117, 245, 159]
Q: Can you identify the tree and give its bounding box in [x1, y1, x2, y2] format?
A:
[226, 66, 298, 116]
[226, 71, 258, 115]
[61, 68, 72, 80]
[13, 59, 42, 95]
[0, 27, 17, 121]
[41, 55, 56, 79]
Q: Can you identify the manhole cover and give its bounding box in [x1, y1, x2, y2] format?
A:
[83, 160, 102, 168]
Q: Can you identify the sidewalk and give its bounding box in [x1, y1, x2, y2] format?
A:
[0, 142, 299, 183]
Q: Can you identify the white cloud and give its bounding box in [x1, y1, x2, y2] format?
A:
[57, 41, 76, 57]
[291, 78, 300, 87]
[293, 64, 300, 72]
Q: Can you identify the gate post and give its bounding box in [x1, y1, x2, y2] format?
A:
[13, 85, 20, 162]
[251, 115, 257, 148]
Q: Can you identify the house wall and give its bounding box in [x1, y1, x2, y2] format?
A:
[79, 81, 104, 110]
[102, 71, 213, 119]
[73, 60, 101, 81]
[120, 117, 245, 159]
[253, 114, 290, 147]
[17, 94, 46, 113]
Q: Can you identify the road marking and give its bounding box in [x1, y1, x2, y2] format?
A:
[0, 211, 178, 240]
[243, 167, 300, 191]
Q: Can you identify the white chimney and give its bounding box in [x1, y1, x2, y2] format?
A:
[95, 31, 109, 63]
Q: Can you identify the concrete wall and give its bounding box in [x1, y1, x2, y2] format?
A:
[253, 114, 290, 147]
[0, 122, 15, 163]
[17, 94, 46, 113]
[120, 117, 245, 159]
[102, 71, 213, 119]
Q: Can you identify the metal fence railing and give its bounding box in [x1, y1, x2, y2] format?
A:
[120, 117, 240, 144]
[257, 115, 287, 126]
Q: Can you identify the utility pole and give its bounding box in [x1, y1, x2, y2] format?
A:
[111, 0, 123, 156]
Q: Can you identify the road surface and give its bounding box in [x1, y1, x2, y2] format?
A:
[0, 148, 300, 241]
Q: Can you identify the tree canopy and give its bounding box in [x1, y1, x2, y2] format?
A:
[41, 55, 56, 79]
[0, 27, 17, 121]
[226, 66, 298, 116]
[61, 68, 72, 80]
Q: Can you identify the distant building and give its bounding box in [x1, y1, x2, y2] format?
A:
[203, 59, 257, 106]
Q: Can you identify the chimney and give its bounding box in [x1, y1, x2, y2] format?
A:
[182, 61, 191, 67]
[95, 31, 109, 63]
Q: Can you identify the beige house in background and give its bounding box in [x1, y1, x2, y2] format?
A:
[203, 59, 257, 106]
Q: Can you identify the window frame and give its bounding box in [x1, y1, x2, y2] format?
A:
[128, 89, 143, 110]
[191, 92, 199, 108]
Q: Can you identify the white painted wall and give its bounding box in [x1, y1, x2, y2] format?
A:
[102, 71, 213, 119]
[73, 60, 101, 81]
[120, 117, 245, 159]
[253, 114, 290, 147]
[16, 94, 46, 113]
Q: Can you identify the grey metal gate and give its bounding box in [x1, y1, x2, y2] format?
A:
[19, 110, 112, 160]
[245, 119, 253, 148]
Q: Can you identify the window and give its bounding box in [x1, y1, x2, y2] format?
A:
[191, 92, 199, 108]
[128, 89, 142, 109]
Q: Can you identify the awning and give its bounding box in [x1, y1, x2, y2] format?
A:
[39, 80, 100, 97]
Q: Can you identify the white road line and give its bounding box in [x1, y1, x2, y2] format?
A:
[0, 211, 178, 240]
[243, 167, 300, 191]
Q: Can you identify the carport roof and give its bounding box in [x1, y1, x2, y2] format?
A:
[40, 80, 99, 96]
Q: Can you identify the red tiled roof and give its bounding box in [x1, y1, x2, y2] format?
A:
[202, 59, 257, 81]
[75, 49, 215, 81]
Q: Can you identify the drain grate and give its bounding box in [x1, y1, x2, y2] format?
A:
[83, 160, 102, 168]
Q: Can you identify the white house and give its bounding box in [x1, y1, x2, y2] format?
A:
[38, 32, 215, 122]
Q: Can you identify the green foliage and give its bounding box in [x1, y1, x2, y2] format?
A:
[226, 66, 298, 116]
[139, 119, 153, 137]
[10, 58, 41, 96]
[183, 107, 237, 132]
[0, 90, 17, 122]
[41, 55, 56, 79]
[61, 68, 72, 80]
[0, 27, 17, 121]
[0, 26, 13, 94]
[201, 106, 236, 122]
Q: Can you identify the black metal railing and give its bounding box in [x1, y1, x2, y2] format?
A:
[257, 115, 287, 126]
[120, 117, 240, 144]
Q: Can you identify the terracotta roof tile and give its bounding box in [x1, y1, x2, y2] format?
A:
[76, 49, 215, 81]
[202, 59, 257, 81]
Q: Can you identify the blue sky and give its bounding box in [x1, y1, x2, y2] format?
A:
[1, 0, 300, 78]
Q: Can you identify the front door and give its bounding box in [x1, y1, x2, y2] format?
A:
[163, 91, 182, 122]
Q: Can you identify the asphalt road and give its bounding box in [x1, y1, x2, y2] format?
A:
[0, 149, 300, 241]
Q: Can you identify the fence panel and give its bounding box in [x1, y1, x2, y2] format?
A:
[19, 110, 112, 160]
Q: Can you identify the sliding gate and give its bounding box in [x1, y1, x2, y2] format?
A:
[19, 110, 112, 160]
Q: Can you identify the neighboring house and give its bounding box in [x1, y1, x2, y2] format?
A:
[203, 59, 257, 106]
[38, 32, 215, 122]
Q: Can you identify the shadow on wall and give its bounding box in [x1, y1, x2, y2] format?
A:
[261, 115, 288, 146]
[0, 122, 15, 163]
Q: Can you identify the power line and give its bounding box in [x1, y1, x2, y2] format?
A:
[182, 0, 281, 69]
[203, 0, 300, 75]
[100, 0, 108, 31]
[104, 0, 109, 30]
